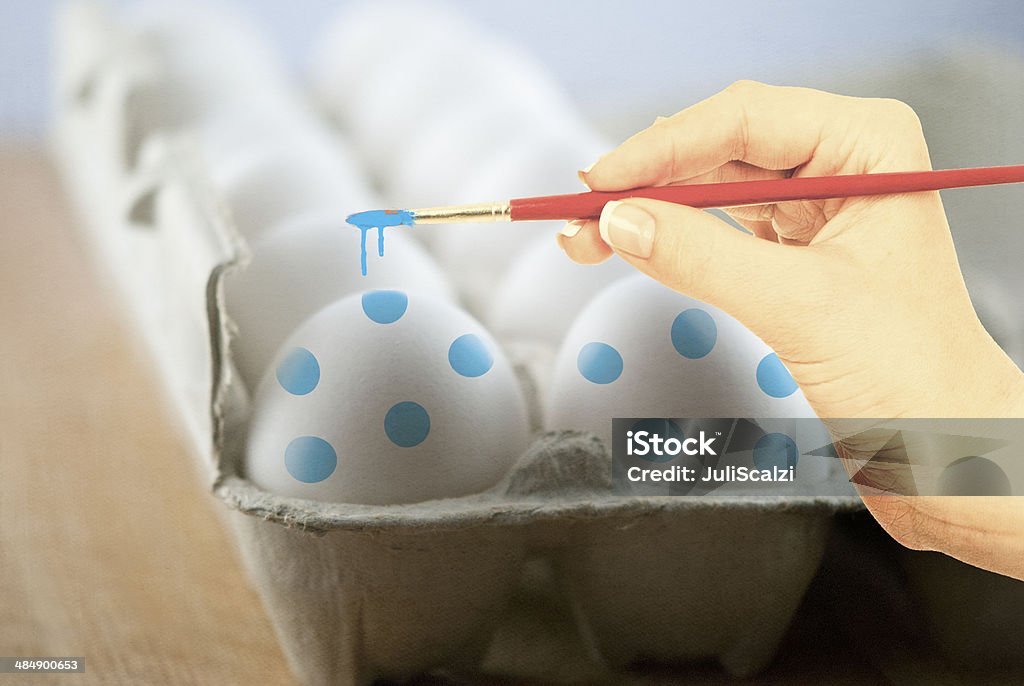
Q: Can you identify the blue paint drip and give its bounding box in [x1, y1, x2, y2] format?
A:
[346, 209, 416, 276]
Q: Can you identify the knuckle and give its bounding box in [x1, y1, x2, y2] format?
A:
[878, 98, 923, 131]
[725, 79, 765, 95]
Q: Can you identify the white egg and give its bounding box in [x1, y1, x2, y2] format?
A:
[488, 234, 635, 347]
[245, 290, 531, 505]
[336, 30, 491, 174]
[966, 270, 1024, 368]
[312, 2, 577, 181]
[390, 101, 539, 209]
[186, 101, 323, 167]
[430, 130, 605, 311]
[131, 97, 316, 178]
[225, 210, 455, 390]
[546, 275, 817, 450]
[122, 0, 292, 102]
[308, 1, 471, 119]
[210, 134, 371, 242]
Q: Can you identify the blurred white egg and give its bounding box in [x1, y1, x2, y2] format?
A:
[488, 234, 634, 348]
[336, 27, 492, 175]
[122, 0, 292, 101]
[245, 290, 530, 504]
[186, 101, 323, 167]
[546, 275, 817, 449]
[390, 100, 547, 209]
[225, 210, 455, 389]
[310, 0, 579, 181]
[132, 97, 316, 177]
[309, 2, 478, 124]
[211, 134, 370, 242]
[965, 270, 1024, 368]
[431, 130, 604, 312]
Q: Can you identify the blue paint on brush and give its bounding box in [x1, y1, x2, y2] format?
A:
[346, 209, 416, 276]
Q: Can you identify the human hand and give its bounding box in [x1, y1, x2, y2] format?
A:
[559, 81, 1024, 578]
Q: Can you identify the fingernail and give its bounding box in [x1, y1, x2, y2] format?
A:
[560, 220, 584, 238]
[599, 201, 655, 258]
[577, 161, 595, 187]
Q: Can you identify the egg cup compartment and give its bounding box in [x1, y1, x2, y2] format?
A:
[217, 424, 855, 684]
[897, 548, 1024, 672]
[227, 509, 530, 686]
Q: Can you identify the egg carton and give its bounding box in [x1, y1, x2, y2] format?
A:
[50, 3, 849, 683]
[54, 2, 1024, 685]
[51, 104, 855, 686]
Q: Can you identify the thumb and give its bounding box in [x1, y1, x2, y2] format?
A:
[598, 198, 811, 329]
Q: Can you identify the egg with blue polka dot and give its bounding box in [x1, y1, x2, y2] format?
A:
[245, 290, 530, 505]
[224, 210, 454, 391]
[546, 275, 817, 449]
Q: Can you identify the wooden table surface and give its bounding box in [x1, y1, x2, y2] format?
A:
[0, 146, 296, 685]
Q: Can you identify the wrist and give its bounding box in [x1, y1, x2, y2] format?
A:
[949, 333, 1024, 418]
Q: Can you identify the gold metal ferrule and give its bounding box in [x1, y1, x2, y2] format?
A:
[411, 201, 511, 224]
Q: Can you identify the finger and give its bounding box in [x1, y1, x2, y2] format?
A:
[583, 82, 843, 191]
[672, 160, 790, 186]
[596, 197, 810, 327]
[625, 160, 787, 240]
[557, 220, 611, 264]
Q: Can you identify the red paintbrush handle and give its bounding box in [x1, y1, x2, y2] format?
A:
[509, 165, 1024, 221]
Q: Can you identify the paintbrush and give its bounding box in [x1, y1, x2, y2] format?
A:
[348, 164, 1024, 228]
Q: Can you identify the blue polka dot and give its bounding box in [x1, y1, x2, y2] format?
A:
[577, 342, 623, 384]
[448, 334, 493, 377]
[284, 436, 337, 483]
[361, 290, 408, 324]
[671, 309, 717, 359]
[756, 353, 798, 398]
[384, 401, 430, 447]
[753, 433, 799, 470]
[276, 347, 320, 395]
